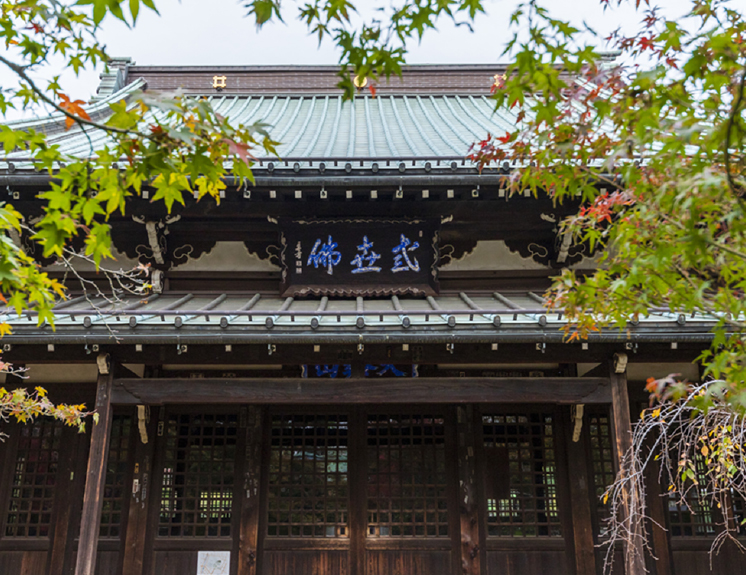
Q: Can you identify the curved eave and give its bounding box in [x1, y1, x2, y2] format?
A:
[0, 292, 718, 345]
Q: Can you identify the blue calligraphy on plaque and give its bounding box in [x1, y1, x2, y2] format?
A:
[302, 364, 415, 378]
[307, 235, 342, 275]
[391, 234, 420, 273]
[281, 219, 439, 296]
[365, 364, 407, 377]
[351, 236, 381, 274]
[313, 364, 352, 378]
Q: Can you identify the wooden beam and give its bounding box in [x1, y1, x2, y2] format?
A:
[112, 376, 611, 405]
[237, 406, 264, 575]
[74, 358, 114, 575]
[609, 355, 646, 575]
[0, 342, 708, 367]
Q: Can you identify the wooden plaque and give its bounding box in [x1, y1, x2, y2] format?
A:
[279, 218, 440, 296]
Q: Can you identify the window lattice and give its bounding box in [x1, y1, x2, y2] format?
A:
[588, 412, 615, 532]
[667, 455, 716, 537]
[267, 414, 349, 537]
[159, 413, 237, 537]
[731, 493, 746, 535]
[5, 419, 62, 537]
[482, 413, 561, 537]
[366, 413, 448, 537]
[99, 414, 132, 538]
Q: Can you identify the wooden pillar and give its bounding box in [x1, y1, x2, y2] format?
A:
[237, 406, 265, 575]
[609, 354, 646, 575]
[563, 404, 599, 575]
[74, 355, 114, 575]
[456, 405, 484, 575]
[349, 407, 367, 575]
[644, 447, 673, 575]
[47, 426, 83, 575]
[120, 406, 157, 575]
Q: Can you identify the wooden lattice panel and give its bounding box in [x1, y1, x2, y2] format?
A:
[158, 412, 238, 537]
[267, 414, 349, 537]
[482, 412, 562, 537]
[587, 412, 615, 532]
[667, 456, 716, 537]
[99, 414, 132, 538]
[366, 413, 449, 537]
[5, 419, 62, 537]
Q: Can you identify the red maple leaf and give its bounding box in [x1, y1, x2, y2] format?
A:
[224, 138, 256, 164]
[638, 36, 655, 51]
[496, 132, 512, 144]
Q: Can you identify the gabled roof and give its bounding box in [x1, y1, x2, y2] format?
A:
[2, 65, 520, 170]
[4, 93, 515, 163]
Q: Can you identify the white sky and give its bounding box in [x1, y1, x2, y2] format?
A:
[0, 0, 726, 116]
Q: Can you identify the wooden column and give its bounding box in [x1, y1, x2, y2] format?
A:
[456, 405, 484, 575]
[121, 407, 157, 575]
[349, 407, 367, 575]
[563, 405, 598, 575]
[644, 446, 673, 575]
[609, 354, 646, 575]
[237, 406, 265, 575]
[49, 426, 89, 575]
[74, 355, 114, 575]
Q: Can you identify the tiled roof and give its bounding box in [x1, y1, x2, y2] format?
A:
[2, 87, 515, 167]
[0, 291, 716, 344]
[217, 93, 513, 158]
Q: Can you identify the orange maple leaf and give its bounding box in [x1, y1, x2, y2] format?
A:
[57, 93, 91, 130]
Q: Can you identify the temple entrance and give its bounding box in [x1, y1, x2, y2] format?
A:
[140, 405, 572, 575]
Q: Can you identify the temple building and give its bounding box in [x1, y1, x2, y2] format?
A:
[0, 61, 740, 575]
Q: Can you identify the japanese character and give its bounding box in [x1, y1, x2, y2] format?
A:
[351, 236, 381, 274]
[315, 364, 352, 378]
[307, 235, 342, 275]
[391, 234, 420, 273]
[365, 364, 407, 377]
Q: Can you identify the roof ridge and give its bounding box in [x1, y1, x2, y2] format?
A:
[91, 57, 134, 103]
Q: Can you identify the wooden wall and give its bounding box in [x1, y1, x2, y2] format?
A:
[0, 395, 744, 575]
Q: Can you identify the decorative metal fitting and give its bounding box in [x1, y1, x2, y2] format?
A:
[212, 75, 227, 91]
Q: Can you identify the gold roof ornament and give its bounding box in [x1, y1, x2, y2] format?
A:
[212, 75, 227, 91]
[491, 73, 507, 93]
[353, 75, 368, 89]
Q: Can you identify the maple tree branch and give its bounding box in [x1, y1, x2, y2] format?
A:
[0, 54, 145, 139]
[724, 60, 746, 210]
[656, 212, 746, 261]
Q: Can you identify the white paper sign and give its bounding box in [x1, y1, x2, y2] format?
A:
[197, 551, 230, 575]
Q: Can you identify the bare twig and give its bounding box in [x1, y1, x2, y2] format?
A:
[724, 61, 746, 210]
[601, 380, 746, 574]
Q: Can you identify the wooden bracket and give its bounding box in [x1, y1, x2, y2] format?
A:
[613, 352, 628, 374]
[137, 405, 149, 444]
[571, 404, 585, 443]
[96, 353, 110, 375]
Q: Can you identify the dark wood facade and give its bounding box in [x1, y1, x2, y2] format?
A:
[0, 371, 744, 575]
[0, 63, 743, 575]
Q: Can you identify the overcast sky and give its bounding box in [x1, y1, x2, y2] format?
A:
[0, 0, 712, 116]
